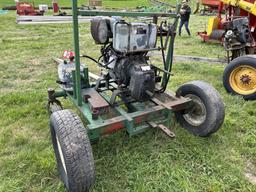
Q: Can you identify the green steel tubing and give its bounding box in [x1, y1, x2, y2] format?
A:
[161, 4, 181, 88]
[52, 90, 67, 98]
[71, 0, 180, 107]
[72, 0, 82, 106]
[72, 70, 77, 99]
[161, 24, 176, 87]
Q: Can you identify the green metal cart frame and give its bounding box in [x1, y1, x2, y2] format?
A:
[48, 0, 192, 141]
[46, 2, 226, 192]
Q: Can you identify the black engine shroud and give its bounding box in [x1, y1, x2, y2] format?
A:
[109, 55, 155, 101]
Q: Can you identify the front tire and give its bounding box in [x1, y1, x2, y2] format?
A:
[47, 101, 63, 114]
[176, 81, 225, 137]
[223, 55, 256, 100]
[50, 109, 95, 192]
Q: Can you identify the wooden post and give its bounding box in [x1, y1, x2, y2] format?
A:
[89, 0, 102, 6]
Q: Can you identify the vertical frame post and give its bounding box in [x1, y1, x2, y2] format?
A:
[72, 0, 82, 106]
[72, 70, 77, 99]
[162, 4, 180, 88]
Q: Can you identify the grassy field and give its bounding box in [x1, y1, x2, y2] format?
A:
[0, 0, 149, 9]
[1, 1, 256, 192]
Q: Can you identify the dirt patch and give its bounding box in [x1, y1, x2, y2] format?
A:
[245, 173, 256, 185]
[244, 161, 256, 185]
[2, 36, 42, 42]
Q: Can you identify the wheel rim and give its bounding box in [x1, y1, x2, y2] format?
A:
[229, 65, 256, 95]
[56, 136, 67, 175]
[183, 94, 207, 126]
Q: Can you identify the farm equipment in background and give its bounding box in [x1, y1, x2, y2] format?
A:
[46, 1, 225, 191]
[16, 1, 44, 16]
[52, 0, 61, 14]
[197, 0, 256, 99]
[223, 55, 256, 100]
[88, 0, 102, 6]
[194, 0, 220, 15]
[198, 0, 256, 61]
[16, 0, 66, 16]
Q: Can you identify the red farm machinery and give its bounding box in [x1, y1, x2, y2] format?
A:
[16, 1, 44, 16]
[198, 0, 256, 100]
[194, 0, 221, 15]
[16, 0, 62, 16]
[198, 0, 256, 60]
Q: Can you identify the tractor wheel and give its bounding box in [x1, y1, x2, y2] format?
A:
[223, 55, 256, 100]
[175, 81, 225, 137]
[50, 109, 95, 192]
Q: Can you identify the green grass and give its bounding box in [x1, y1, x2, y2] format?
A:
[0, 0, 149, 8]
[1, 2, 256, 192]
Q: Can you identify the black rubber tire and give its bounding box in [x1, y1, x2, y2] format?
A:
[176, 81, 225, 137]
[48, 102, 63, 114]
[223, 55, 256, 100]
[50, 109, 95, 192]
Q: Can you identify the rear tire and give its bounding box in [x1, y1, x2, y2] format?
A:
[50, 109, 95, 192]
[175, 81, 225, 137]
[223, 55, 256, 100]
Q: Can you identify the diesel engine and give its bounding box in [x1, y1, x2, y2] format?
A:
[223, 17, 253, 59]
[90, 17, 157, 101]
